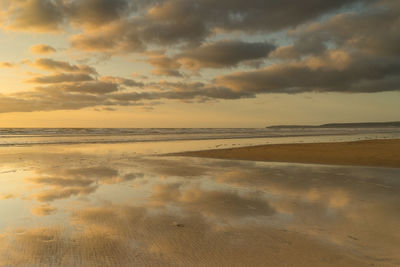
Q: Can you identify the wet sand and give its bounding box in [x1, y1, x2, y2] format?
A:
[0, 143, 399, 266]
[174, 139, 400, 168]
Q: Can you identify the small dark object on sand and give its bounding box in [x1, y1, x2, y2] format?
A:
[173, 222, 184, 227]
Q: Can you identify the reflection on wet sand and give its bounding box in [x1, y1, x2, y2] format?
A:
[0, 145, 399, 266]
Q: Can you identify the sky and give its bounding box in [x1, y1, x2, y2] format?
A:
[0, 0, 399, 127]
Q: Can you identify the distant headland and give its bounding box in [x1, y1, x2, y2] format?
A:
[267, 121, 400, 128]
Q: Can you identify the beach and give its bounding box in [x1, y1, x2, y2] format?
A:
[175, 139, 400, 168]
[1, 0, 399, 265]
[0, 137, 399, 266]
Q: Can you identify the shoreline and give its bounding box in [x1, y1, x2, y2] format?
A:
[172, 139, 400, 168]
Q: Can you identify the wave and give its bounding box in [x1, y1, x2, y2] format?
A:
[0, 128, 399, 147]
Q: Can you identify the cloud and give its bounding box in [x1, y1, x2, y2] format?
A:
[111, 82, 254, 103]
[66, 0, 131, 28]
[145, 40, 276, 73]
[1, 0, 363, 36]
[35, 81, 119, 95]
[30, 176, 95, 187]
[197, 0, 367, 32]
[0, 193, 15, 200]
[25, 73, 94, 84]
[267, 1, 399, 62]
[0, 62, 14, 68]
[177, 40, 276, 70]
[0, 0, 398, 115]
[0, 77, 139, 114]
[295, 0, 400, 57]
[66, 0, 363, 54]
[99, 76, 144, 88]
[140, 0, 363, 44]
[1, 0, 130, 33]
[152, 68, 183, 77]
[0, 76, 251, 114]
[0, 90, 108, 113]
[146, 53, 183, 77]
[29, 44, 57, 54]
[0, 82, 252, 114]
[3, 0, 65, 32]
[216, 50, 400, 93]
[31, 58, 98, 74]
[213, 0, 400, 94]
[70, 21, 145, 53]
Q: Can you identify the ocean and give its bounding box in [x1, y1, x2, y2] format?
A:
[0, 127, 400, 147]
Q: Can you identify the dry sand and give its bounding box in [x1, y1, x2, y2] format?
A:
[174, 139, 400, 168]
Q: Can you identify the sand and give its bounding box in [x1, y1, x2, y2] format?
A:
[174, 139, 400, 168]
[1, 142, 400, 266]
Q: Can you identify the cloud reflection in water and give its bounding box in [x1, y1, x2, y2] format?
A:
[0, 148, 399, 266]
